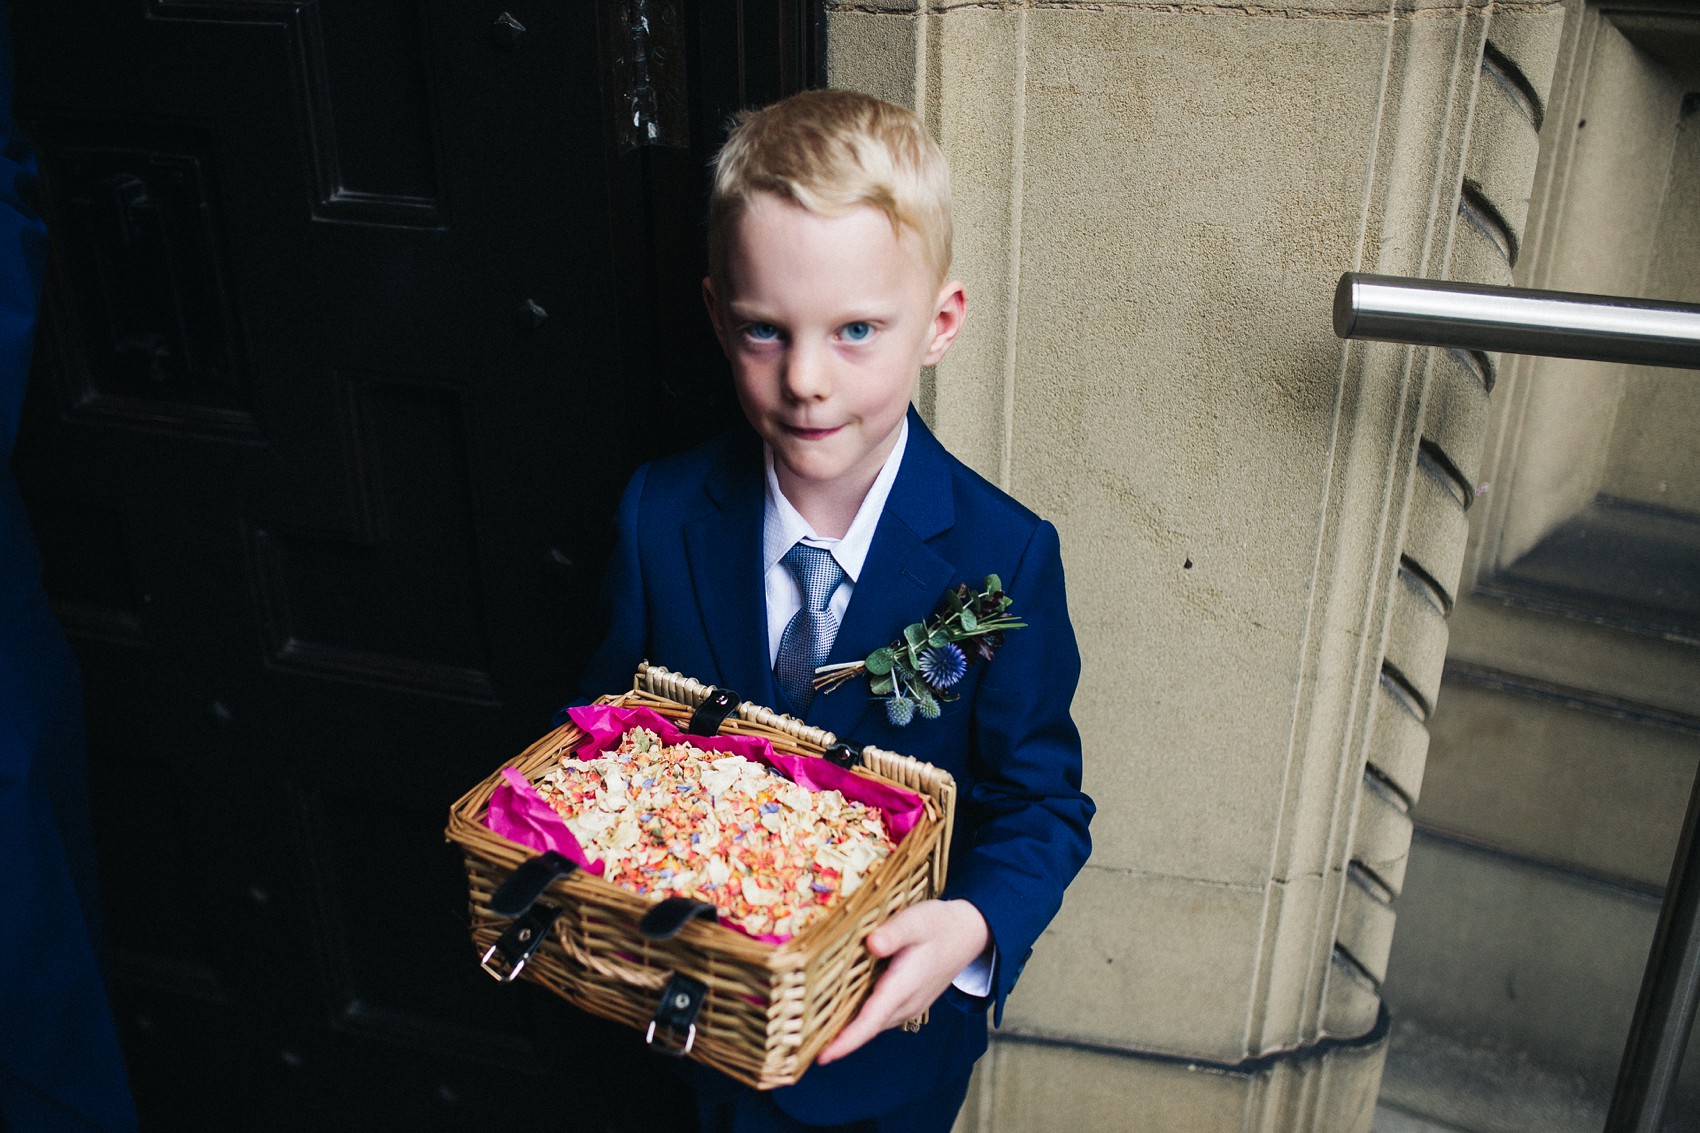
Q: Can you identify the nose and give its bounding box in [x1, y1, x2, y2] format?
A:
[780, 342, 831, 401]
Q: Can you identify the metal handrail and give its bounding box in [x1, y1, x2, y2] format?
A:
[1332, 271, 1700, 1133]
[1333, 272, 1700, 369]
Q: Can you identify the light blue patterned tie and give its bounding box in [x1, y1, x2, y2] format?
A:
[774, 543, 845, 714]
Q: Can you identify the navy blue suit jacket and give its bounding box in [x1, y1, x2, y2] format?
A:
[576, 408, 1094, 1124]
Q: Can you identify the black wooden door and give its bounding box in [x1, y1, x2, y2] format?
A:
[8, 4, 814, 1130]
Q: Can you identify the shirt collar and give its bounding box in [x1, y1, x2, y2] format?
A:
[761, 415, 909, 584]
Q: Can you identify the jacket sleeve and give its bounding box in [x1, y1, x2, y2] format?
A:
[939, 518, 1094, 1021]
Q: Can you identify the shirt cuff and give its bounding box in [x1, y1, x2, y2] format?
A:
[952, 942, 997, 998]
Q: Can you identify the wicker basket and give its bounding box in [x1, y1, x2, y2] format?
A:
[444, 662, 956, 1089]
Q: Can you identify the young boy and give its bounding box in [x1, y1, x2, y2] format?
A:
[575, 89, 1094, 1132]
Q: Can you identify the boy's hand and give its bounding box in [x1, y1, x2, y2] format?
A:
[815, 898, 990, 1065]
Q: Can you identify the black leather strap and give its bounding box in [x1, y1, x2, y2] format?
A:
[686, 687, 741, 736]
[480, 902, 561, 983]
[824, 741, 863, 769]
[639, 897, 719, 940]
[490, 850, 579, 918]
[645, 973, 708, 1056]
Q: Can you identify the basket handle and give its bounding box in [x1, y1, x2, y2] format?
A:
[554, 932, 671, 991]
[551, 899, 717, 991]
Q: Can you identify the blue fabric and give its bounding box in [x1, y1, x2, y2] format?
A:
[696, 1067, 972, 1132]
[773, 543, 844, 714]
[0, 12, 139, 1132]
[577, 407, 1095, 1126]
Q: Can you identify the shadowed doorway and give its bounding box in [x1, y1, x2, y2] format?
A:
[9, 3, 818, 1128]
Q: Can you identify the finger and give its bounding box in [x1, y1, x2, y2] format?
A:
[865, 903, 932, 958]
[816, 960, 917, 1064]
[817, 995, 890, 1064]
[816, 1006, 876, 1064]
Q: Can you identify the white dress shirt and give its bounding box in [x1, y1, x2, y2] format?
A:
[759, 416, 995, 999]
[761, 417, 908, 664]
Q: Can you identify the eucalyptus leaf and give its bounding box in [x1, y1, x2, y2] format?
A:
[833, 569, 1031, 720]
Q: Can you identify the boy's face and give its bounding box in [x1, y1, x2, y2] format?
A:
[704, 193, 965, 512]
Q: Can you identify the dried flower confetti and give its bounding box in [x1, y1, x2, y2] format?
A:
[532, 726, 896, 941]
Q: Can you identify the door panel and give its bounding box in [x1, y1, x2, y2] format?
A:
[10, 3, 816, 1128]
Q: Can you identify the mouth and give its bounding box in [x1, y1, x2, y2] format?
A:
[781, 423, 842, 441]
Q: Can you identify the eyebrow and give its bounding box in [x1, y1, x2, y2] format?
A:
[726, 302, 902, 324]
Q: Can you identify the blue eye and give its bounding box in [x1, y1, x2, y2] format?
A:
[841, 321, 873, 342]
[746, 322, 780, 342]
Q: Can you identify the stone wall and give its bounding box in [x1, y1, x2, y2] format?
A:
[824, 2, 1568, 1128]
[1379, 1, 1700, 1127]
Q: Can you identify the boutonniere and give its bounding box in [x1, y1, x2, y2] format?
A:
[812, 575, 1026, 725]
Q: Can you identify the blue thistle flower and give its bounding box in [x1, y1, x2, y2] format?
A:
[916, 643, 968, 689]
[886, 696, 916, 726]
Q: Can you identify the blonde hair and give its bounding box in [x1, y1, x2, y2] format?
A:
[708, 89, 953, 286]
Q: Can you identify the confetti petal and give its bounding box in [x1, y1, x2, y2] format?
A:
[529, 723, 897, 941]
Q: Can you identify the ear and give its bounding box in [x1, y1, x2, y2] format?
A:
[922, 280, 967, 367]
[702, 276, 732, 359]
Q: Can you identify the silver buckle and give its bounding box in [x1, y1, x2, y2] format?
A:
[645, 1018, 697, 1055]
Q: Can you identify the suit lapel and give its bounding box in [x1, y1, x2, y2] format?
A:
[683, 438, 779, 707]
[809, 410, 959, 739]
